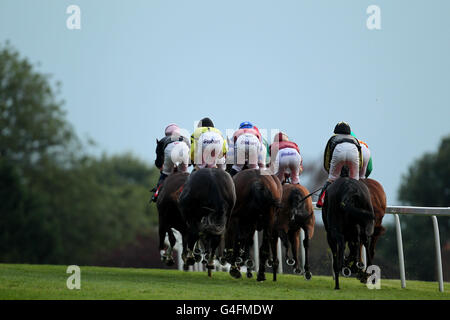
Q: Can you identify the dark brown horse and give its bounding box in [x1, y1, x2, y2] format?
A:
[179, 168, 236, 277]
[156, 171, 189, 267]
[277, 183, 315, 279]
[224, 169, 283, 282]
[322, 170, 374, 290]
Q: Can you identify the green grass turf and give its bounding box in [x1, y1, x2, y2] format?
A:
[0, 264, 448, 300]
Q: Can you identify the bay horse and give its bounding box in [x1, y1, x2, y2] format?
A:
[224, 169, 283, 282]
[156, 171, 189, 267]
[344, 178, 387, 280]
[178, 168, 236, 277]
[322, 169, 374, 289]
[277, 183, 315, 279]
[361, 178, 386, 261]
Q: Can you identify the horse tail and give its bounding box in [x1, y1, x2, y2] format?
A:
[341, 201, 374, 224]
[249, 180, 281, 213]
[288, 188, 308, 218]
[340, 165, 350, 178]
[200, 178, 228, 236]
[200, 207, 227, 235]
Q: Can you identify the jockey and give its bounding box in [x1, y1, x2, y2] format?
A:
[269, 132, 303, 184]
[253, 125, 271, 168]
[151, 123, 190, 202]
[316, 121, 362, 208]
[229, 121, 264, 176]
[190, 117, 228, 169]
[351, 131, 373, 179]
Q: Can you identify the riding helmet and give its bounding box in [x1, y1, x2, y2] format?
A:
[164, 123, 180, 136]
[334, 121, 351, 134]
[239, 121, 253, 129]
[198, 117, 214, 128]
[273, 132, 289, 142]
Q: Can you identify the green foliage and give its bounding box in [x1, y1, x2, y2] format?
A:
[0, 42, 79, 168]
[383, 135, 450, 281]
[0, 42, 160, 265]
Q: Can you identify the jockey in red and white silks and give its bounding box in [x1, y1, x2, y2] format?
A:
[269, 132, 303, 184]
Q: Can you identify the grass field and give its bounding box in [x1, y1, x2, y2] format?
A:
[0, 263, 449, 300]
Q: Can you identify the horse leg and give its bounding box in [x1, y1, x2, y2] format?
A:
[257, 230, 270, 282]
[181, 232, 190, 271]
[288, 229, 301, 274]
[207, 235, 221, 277]
[164, 229, 176, 266]
[269, 229, 279, 282]
[328, 232, 342, 290]
[159, 223, 168, 263]
[360, 233, 373, 284]
[302, 228, 312, 280]
[280, 231, 292, 266]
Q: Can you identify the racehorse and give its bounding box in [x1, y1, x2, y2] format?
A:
[322, 169, 375, 290]
[178, 168, 236, 277]
[344, 178, 387, 280]
[361, 178, 386, 261]
[156, 171, 189, 267]
[277, 183, 315, 279]
[224, 169, 283, 282]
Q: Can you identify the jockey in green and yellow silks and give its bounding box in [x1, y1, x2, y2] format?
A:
[190, 117, 228, 169]
[351, 131, 373, 179]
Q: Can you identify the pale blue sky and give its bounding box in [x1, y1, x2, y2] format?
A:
[1, 0, 449, 205]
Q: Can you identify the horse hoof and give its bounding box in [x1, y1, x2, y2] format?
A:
[183, 264, 189, 271]
[246, 272, 253, 279]
[304, 271, 312, 281]
[166, 259, 175, 267]
[245, 259, 254, 268]
[286, 258, 295, 266]
[186, 257, 195, 266]
[342, 267, 351, 277]
[257, 273, 266, 282]
[229, 268, 242, 279]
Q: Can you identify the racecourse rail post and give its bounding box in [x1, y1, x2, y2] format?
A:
[277, 238, 283, 274]
[394, 214, 407, 289]
[431, 215, 444, 292]
[253, 231, 259, 273]
[300, 229, 305, 272]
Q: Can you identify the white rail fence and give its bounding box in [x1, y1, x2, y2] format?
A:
[172, 204, 450, 292]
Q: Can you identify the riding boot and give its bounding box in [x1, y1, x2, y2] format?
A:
[151, 172, 168, 202]
[316, 181, 331, 208]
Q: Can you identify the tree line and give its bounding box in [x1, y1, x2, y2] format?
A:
[0, 42, 448, 281]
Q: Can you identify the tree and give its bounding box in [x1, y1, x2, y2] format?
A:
[0, 42, 79, 170]
[0, 42, 160, 265]
[395, 134, 450, 281]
